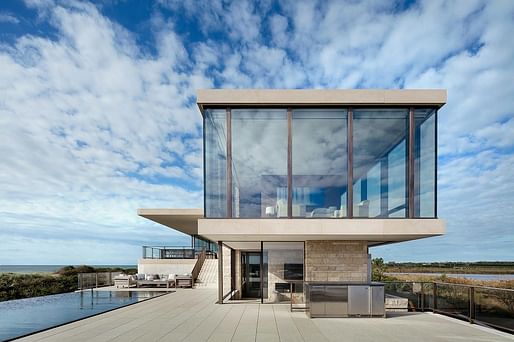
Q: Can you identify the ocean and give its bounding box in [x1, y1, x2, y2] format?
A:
[0, 265, 137, 274]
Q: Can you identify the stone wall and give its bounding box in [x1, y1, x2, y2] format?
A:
[137, 259, 196, 275]
[305, 241, 369, 282]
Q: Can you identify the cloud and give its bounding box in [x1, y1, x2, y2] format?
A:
[1, 0, 514, 263]
[0, 1, 204, 263]
[0, 12, 20, 24]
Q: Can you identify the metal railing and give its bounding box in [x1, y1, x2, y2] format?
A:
[142, 246, 196, 259]
[384, 281, 514, 334]
[78, 272, 119, 290]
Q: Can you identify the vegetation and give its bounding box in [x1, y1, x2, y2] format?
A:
[371, 257, 396, 281]
[0, 265, 137, 302]
[385, 261, 514, 274]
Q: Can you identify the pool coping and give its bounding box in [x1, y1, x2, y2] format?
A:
[5, 290, 172, 342]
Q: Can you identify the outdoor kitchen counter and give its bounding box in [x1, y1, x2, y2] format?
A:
[305, 282, 385, 318]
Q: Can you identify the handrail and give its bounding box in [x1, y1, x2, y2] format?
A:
[192, 249, 207, 282]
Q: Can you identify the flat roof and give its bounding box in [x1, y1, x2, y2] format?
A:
[196, 89, 447, 113]
[137, 208, 202, 236]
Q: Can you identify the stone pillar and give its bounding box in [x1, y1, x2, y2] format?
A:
[222, 244, 232, 297]
[305, 241, 368, 282]
[234, 250, 241, 299]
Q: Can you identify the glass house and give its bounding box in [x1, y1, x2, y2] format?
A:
[139, 89, 446, 305]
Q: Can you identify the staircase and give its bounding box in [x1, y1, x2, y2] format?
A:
[195, 259, 218, 288]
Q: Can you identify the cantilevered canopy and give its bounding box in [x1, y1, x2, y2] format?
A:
[137, 208, 202, 236]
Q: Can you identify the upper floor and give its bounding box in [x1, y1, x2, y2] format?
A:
[200, 89, 446, 220]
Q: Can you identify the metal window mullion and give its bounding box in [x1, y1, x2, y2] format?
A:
[226, 108, 232, 218]
[203, 114, 206, 218]
[218, 241, 223, 304]
[287, 108, 292, 218]
[260, 241, 264, 303]
[347, 108, 353, 218]
[434, 110, 438, 218]
[408, 107, 415, 218]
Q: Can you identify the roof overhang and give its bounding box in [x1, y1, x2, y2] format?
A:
[198, 218, 445, 246]
[196, 89, 447, 114]
[137, 208, 202, 236]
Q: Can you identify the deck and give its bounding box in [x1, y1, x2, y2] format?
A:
[19, 288, 513, 342]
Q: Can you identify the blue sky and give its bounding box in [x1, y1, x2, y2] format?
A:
[0, 0, 513, 264]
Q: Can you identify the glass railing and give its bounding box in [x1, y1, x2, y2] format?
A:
[142, 246, 196, 259]
[384, 281, 514, 334]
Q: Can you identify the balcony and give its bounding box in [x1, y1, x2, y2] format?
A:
[142, 246, 196, 259]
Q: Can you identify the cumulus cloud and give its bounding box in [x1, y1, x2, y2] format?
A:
[1, 0, 513, 263]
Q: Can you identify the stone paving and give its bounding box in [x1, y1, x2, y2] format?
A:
[19, 288, 514, 342]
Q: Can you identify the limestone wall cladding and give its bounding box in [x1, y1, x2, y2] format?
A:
[222, 245, 232, 296]
[234, 250, 241, 299]
[305, 241, 368, 282]
[137, 259, 196, 275]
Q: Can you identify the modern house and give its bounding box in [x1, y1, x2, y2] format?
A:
[138, 89, 446, 307]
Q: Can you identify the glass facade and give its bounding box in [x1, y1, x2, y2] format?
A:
[204, 109, 227, 217]
[292, 109, 348, 218]
[231, 109, 288, 218]
[203, 106, 437, 219]
[414, 109, 437, 217]
[352, 109, 409, 218]
[262, 242, 304, 303]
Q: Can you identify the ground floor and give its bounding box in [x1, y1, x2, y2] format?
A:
[18, 288, 513, 342]
[218, 240, 371, 304]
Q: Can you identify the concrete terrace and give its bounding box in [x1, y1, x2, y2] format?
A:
[19, 288, 513, 342]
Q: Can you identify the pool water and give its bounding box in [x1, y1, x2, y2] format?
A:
[0, 291, 165, 341]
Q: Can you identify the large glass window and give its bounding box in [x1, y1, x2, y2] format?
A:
[353, 109, 409, 217]
[231, 109, 288, 218]
[292, 109, 348, 218]
[262, 242, 304, 303]
[414, 108, 437, 217]
[204, 109, 227, 217]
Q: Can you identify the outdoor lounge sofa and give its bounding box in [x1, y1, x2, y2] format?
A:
[135, 274, 176, 288]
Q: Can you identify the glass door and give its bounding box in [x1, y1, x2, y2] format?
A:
[241, 252, 261, 298]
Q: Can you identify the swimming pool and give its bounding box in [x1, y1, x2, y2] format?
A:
[0, 290, 165, 341]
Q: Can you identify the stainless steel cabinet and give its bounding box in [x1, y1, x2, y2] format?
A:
[348, 285, 370, 315]
[307, 283, 384, 318]
[371, 285, 385, 316]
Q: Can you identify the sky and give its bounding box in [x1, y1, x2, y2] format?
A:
[0, 0, 513, 265]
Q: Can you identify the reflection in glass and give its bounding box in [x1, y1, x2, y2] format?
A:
[353, 109, 409, 217]
[231, 109, 288, 218]
[204, 109, 227, 217]
[263, 242, 304, 303]
[414, 109, 436, 217]
[292, 109, 348, 218]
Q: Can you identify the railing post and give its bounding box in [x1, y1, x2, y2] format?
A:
[95, 273, 98, 288]
[433, 282, 437, 311]
[421, 282, 425, 312]
[469, 286, 475, 323]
